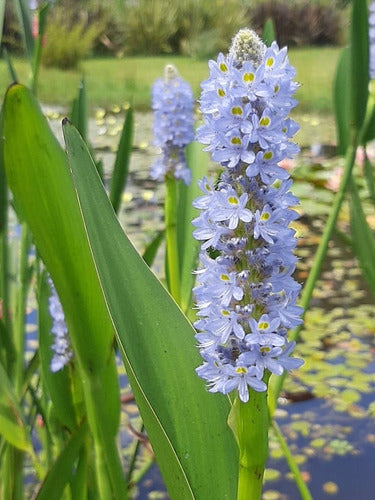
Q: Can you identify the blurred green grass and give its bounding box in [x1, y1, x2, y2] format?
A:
[0, 47, 341, 113]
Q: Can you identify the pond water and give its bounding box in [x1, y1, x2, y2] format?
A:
[23, 105, 375, 499]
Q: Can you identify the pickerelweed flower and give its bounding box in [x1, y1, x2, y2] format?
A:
[150, 64, 194, 185]
[193, 28, 304, 403]
[48, 278, 73, 372]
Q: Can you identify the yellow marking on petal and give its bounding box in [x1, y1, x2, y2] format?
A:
[219, 63, 228, 72]
[261, 212, 270, 221]
[263, 151, 273, 160]
[231, 106, 243, 116]
[243, 72, 255, 83]
[274, 84, 280, 93]
[221, 309, 230, 316]
[228, 196, 239, 205]
[261, 346, 271, 353]
[205, 183, 212, 191]
[260, 117, 270, 127]
[218, 88, 226, 97]
[266, 57, 274, 67]
[259, 321, 269, 330]
[220, 274, 230, 281]
[231, 137, 242, 145]
[236, 367, 247, 374]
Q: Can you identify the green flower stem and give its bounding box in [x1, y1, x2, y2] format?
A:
[272, 420, 313, 500]
[165, 174, 181, 304]
[229, 381, 270, 500]
[269, 141, 358, 415]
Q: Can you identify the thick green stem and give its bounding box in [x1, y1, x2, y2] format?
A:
[165, 174, 181, 303]
[229, 384, 269, 500]
[269, 141, 358, 415]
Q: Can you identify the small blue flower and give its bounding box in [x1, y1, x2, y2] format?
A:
[48, 278, 73, 372]
[193, 28, 303, 402]
[151, 64, 194, 184]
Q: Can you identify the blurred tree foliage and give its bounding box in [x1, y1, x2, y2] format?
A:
[1, 0, 350, 64]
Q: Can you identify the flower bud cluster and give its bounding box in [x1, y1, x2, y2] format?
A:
[151, 64, 194, 185]
[48, 278, 73, 372]
[193, 29, 303, 403]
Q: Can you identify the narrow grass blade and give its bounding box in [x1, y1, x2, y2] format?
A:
[31, 2, 49, 93]
[12, 0, 34, 63]
[109, 107, 134, 214]
[0, 0, 5, 46]
[333, 47, 350, 155]
[350, 0, 369, 132]
[63, 122, 238, 500]
[349, 179, 375, 300]
[70, 78, 88, 144]
[35, 419, 89, 500]
[3, 48, 18, 83]
[262, 18, 276, 46]
[177, 141, 208, 313]
[142, 229, 164, 267]
[0, 360, 31, 451]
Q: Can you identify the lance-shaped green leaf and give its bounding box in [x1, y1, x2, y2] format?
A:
[333, 47, 350, 155]
[350, 0, 369, 132]
[0, 360, 31, 451]
[177, 142, 208, 313]
[3, 84, 125, 499]
[109, 107, 134, 214]
[62, 122, 238, 499]
[350, 179, 375, 300]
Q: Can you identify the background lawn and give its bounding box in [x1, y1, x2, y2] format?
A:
[0, 46, 341, 114]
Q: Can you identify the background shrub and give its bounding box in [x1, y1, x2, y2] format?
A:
[42, 7, 104, 69]
[251, 1, 343, 47]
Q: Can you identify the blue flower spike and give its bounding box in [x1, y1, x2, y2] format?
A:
[193, 27, 304, 500]
[151, 64, 194, 185]
[193, 28, 303, 404]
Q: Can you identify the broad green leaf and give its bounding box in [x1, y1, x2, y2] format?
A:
[12, 0, 34, 63]
[62, 123, 238, 499]
[262, 18, 276, 47]
[0, 360, 31, 451]
[349, 179, 375, 300]
[109, 107, 134, 214]
[37, 272, 77, 431]
[333, 47, 350, 155]
[35, 419, 89, 500]
[350, 0, 369, 131]
[177, 141, 208, 313]
[3, 84, 126, 498]
[70, 78, 88, 144]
